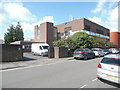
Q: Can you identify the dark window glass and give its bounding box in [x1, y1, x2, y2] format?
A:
[101, 58, 120, 66]
[75, 49, 84, 52]
[64, 26, 72, 31]
[107, 32, 110, 36]
[65, 31, 70, 36]
[85, 25, 90, 31]
[96, 29, 103, 34]
[42, 46, 49, 50]
[40, 46, 42, 50]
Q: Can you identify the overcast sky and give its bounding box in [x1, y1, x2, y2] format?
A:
[0, 0, 119, 40]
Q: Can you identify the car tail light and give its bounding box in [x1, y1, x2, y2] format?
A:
[98, 63, 102, 68]
[79, 51, 85, 53]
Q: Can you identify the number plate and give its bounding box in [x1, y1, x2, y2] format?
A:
[106, 75, 118, 80]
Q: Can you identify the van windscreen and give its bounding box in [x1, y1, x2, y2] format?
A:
[43, 46, 49, 49]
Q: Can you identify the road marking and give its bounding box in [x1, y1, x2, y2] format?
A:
[92, 78, 97, 82]
[80, 84, 87, 88]
[1, 60, 74, 72]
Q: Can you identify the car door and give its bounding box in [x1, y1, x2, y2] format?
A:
[85, 48, 91, 58]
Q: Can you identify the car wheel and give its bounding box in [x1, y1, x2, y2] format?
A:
[84, 55, 88, 60]
[74, 57, 77, 59]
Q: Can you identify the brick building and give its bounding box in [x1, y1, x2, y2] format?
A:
[34, 18, 110, 46]
[110, 32, 120, 48]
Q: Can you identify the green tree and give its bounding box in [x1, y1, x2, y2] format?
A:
[107, 42, 116, 48]
[71, 32, 94, 49]
[53, 39, 67, 47]
[92, 36, 106, 48]
[4, 22, 24, 44]
[53, 32, 94, 49]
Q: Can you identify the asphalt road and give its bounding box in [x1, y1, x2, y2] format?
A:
[2, 56, 119, 88]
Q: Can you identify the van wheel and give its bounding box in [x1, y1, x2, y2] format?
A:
[33, 52, 35, 55]
[41, 53, 44, 57]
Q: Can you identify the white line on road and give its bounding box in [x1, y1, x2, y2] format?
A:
[80, 84, 87, 88]
[92, 78, 97, 82]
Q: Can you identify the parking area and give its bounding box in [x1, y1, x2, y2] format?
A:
[1, 52, 109, 70]
[1, 53, 120, 88]
[0, 53, 73, 70]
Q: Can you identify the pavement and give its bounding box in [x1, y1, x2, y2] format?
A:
[0, 53, 74, 70]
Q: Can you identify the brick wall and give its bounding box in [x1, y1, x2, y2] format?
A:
[1, 44, 23, 62]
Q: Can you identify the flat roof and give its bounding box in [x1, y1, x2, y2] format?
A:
[55, 18, 109, 31]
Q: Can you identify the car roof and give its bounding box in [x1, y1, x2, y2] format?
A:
[104, 54, 120, 59]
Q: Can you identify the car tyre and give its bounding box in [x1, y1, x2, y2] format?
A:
[74, 57, 77, 59]
[33, 52, 35, 55]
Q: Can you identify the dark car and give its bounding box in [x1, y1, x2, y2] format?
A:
[73, 48, 95, 60]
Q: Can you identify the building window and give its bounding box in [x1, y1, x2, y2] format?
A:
[23, 45, 31, 49]
[64, 26, 72, 31]
[96, 29, 103, 34]
[85, 25, 90, 31]
[38, 26, 40, 40]
[107, 32, 110, 36]
[57, 32, 64, 37]
[64, 31, 71, 36]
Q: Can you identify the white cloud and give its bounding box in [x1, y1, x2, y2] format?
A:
[89, 6, 119, 32]
[35, 16, 56, 25]
[89, 17, 102, 24]
[0, 1, 56, 40]
[90, 1, 119, 32]
[108, 6, 118, 32]
[0, 2, 36, 25]
[91, 0, 108, 13]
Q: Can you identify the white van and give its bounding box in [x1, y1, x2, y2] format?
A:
[31, 43, 49, 56]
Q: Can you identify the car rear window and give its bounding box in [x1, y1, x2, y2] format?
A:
[101, 58, 120, 66]
[92, 49, 98, 51]
[75, 49, 84, 51]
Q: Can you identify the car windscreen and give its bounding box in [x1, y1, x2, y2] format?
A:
[101, 58, 120, 66]
[42, 46, 49, 50]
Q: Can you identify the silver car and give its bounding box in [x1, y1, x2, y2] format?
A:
[92, 48, 104, 57]
[97, 54, 120, 84]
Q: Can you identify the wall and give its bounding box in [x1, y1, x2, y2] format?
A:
[48, 47, 68, 58]
[110, 32, 120, 48]
[55, 18, 84, 33]
[1, 44, 23, 62]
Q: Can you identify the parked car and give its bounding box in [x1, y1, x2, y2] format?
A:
[117, 48, 120, 53]
[31, 43, 49, 56]
[103, 49, 110, 55]
[97, 54, 120, 84]
[92, 48, 104, 57]
[73, 48, 95, 60]
[109, 48, 119, 54]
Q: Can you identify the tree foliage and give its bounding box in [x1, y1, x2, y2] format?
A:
[53, 32, 115, 49]
[53, 32, 94, 49]
[4, 22, 24, 44]
[92, 36, 116, 49]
